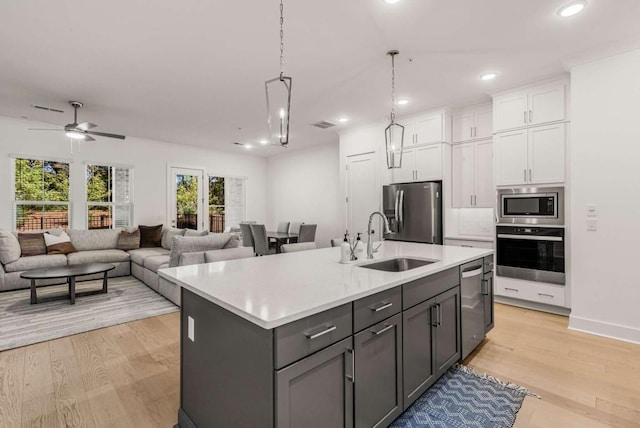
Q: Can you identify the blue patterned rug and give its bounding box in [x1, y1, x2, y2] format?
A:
[391, 364, 538, 428]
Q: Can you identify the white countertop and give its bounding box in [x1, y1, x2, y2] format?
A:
[159, 241, 493, 329]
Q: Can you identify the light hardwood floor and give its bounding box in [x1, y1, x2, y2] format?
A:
[1, 304, 639, 427]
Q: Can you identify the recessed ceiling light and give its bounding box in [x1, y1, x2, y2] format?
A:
[259, 139, 269, 145]
[384, 0, 401, 3]
[558, 1, 586, 17]
[338, 117, 349, 123]
[480, 72, 498, 81]
[245, 144, 252, 150]
[397, 99, 409, 105]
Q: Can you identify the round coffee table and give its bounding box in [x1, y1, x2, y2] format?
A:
[20, 262, 115, 305]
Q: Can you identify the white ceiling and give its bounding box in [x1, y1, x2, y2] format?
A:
[1, 0, 640, 156]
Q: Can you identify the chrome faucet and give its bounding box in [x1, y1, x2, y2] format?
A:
[367, 211, 393, 259]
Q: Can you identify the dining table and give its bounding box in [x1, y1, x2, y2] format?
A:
[267, 231, 299, 253]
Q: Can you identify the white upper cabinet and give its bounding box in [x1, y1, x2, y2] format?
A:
[403, 110, 449, 146]
[493, 80, 567, 132]
[452, 104, 493, 143]
[391, 144, 443, 183]
[452, 140, 493, 208]
[392, 149, 416, 183]
[495, 124, 565, 186]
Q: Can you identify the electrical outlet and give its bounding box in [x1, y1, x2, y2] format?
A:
[188, 316, 195, 342]
[587, 219, 598, 231]
[586, 205, 598, 217]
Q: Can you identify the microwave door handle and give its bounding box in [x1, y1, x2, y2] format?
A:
[497, 234, 563, 242]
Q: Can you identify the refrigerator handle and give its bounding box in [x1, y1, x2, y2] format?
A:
[394, 190, 400, 226]
[399, 190, 405, 227]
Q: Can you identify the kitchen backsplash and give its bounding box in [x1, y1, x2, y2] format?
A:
[448, 208, 494, 237]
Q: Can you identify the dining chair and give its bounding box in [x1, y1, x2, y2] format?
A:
[289, 222, 303, 235]
[330, 238, 343, 247]
[239, 223, 254, 248]
[297, 224, 317, 243]
[250, 224, 270, 256]
[281, 242, 317, 253]
[277, 222, 290, 233]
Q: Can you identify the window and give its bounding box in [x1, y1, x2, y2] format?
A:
[13, 158, 70, 231]
[208, 176, 246, 232]
[86, 164, 133, 229]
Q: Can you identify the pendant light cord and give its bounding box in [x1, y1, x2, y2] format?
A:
[390, 52, 396, 123]
[280, 0, 285, 79]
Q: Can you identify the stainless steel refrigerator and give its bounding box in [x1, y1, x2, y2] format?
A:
[382, 181, 443, 244]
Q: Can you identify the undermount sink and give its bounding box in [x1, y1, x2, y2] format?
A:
[358, 257, 437, 272]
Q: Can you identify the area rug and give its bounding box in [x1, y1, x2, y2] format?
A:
[391, 364, 539, 428]
[0, 276, 178, 351]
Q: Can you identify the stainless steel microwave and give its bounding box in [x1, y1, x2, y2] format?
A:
[497, 187, 564, 226]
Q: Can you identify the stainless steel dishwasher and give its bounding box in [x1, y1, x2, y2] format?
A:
[460, 260, 485, 360]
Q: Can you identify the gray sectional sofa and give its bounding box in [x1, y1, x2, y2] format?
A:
[0, 228, 253, 307]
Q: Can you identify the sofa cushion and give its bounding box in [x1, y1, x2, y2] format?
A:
[204, 247, 254, 263]
[169, 233, 237, 267]
[185, 229, 209, 237]
[140, 224, 163, 248]
[67, 229, 121, 251]
[161, 227, 186, 250]
[4, 254, 68, 273]
[223, 235, 240, 249]
[18, 233, 47, 257]
[44, 231, 77, 255]
[179, 251, 205, 266]
[144, 255, 170, 273]
[67, 249, 130, 265]
[117, 229, 140, 250]
[128, 247, 170, 265]
[0, 231, 21, 265]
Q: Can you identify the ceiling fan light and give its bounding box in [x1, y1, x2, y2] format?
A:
[65, 130, 86, 140]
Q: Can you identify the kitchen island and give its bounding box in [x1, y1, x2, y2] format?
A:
[159, 241, 493, 428]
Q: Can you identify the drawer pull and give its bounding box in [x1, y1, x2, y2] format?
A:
[505, 287, 519, 293]
[369, 302, 393, 312]
[538, 293, 554, 298]
[304, 325, 337, 340]
[371, 324, 394, 336]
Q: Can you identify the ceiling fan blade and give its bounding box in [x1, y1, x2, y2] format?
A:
[86, 130, 126, 140]
[28, 128, 62, 131]
[77, 121, 97, 131]
[84, 135, 96, 142]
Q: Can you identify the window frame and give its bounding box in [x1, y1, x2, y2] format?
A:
[84, 162, 135, 230]
[207, 174, 247, 232]
[11, 154, 73, 231]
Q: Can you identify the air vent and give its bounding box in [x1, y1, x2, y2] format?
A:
[312, 120, 336, 129]
[32, 104, 64, 113]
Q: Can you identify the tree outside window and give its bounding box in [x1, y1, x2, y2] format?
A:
[86, 164, 133, 229]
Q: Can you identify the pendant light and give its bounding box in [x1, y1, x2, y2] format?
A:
[385, 50, 404, 169]
[265, 0, 292, 147]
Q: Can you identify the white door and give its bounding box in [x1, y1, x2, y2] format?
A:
[494, 130, 528, 186]
[474, 107, 493, 140]
[391, 148, 415, 183]
[346, 153, 379, 236]
[452, 112, 474, 143]
[415, 144, 442, 181]
[528, 124, 565, 184]
[473, 140, 494, 208]
[493, 91, 528, 132]
[452, 143, 475, 208]
[415, 113, 443, 145]
[169, 167, 205, 230]
[528, 82, 566, 126]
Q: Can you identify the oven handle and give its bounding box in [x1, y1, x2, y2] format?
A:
[497, 234, 563, 242]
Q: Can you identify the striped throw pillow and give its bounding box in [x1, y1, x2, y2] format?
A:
[17, 233, 47, 257]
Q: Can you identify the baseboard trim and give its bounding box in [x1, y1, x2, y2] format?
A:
[569, 315, 640, 345]
[495, 295, 571, 316]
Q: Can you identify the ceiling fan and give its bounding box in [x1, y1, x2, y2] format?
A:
[29, 101, 126, 141]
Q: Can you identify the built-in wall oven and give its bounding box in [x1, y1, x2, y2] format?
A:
[497, 187, 564, 226]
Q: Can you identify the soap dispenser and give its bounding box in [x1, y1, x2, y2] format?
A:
[340, 232, 351, 263]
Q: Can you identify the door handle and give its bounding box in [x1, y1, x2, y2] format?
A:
[394, 190, 400, 224]
[369, 302, 393, 312]
[399, 190, 405, 226]
[430, 305, 438, 327]
[346, 348, 355, 383]
[371, 323, 394, 336]
[304, 324, 336, 340]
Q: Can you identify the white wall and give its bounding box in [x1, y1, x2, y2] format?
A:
[266, 140, 341, 248]
[569, 49, 640, 343]
[0, 116, 268, 230]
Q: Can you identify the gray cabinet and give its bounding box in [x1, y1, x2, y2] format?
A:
[402, 298, 436, 407]
[354, 313, 403, 428]
[276, 337, 354, 428]
[434, 286, 461, 376]
[483, 256, 495, 334]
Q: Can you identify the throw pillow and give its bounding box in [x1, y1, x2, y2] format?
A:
[184, 229, 209, 237]
[44, 231, 77, 255]
[0, 231, 21, 265]
[17, 232, 47, 257]
[223, 234, 241, 249]
[139, 224, 163, 248]
[117, 229, 141, 250]
[161, 227, 186, 250]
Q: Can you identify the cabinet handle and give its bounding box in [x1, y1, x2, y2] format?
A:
[529, 169, 532, 182]
[538, 293, 554, 298]
[437, 304, 442, 326]
[524, 111, 527, 124]
[369, 302, 393, 312]
[481, 279, 489, 295]
[529, 110, 533, 123]
[430, 305, 438, 327]
[346, 348, 355, 383]
[474, 195, 477, 205]
[524, 169, 527, 182]
[470, 195, 473, 205]
[304, 324, 336, 340]
[475, 126, 478, 137]
[505, 287, 519, 293]
[371, 323, 394, 336]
